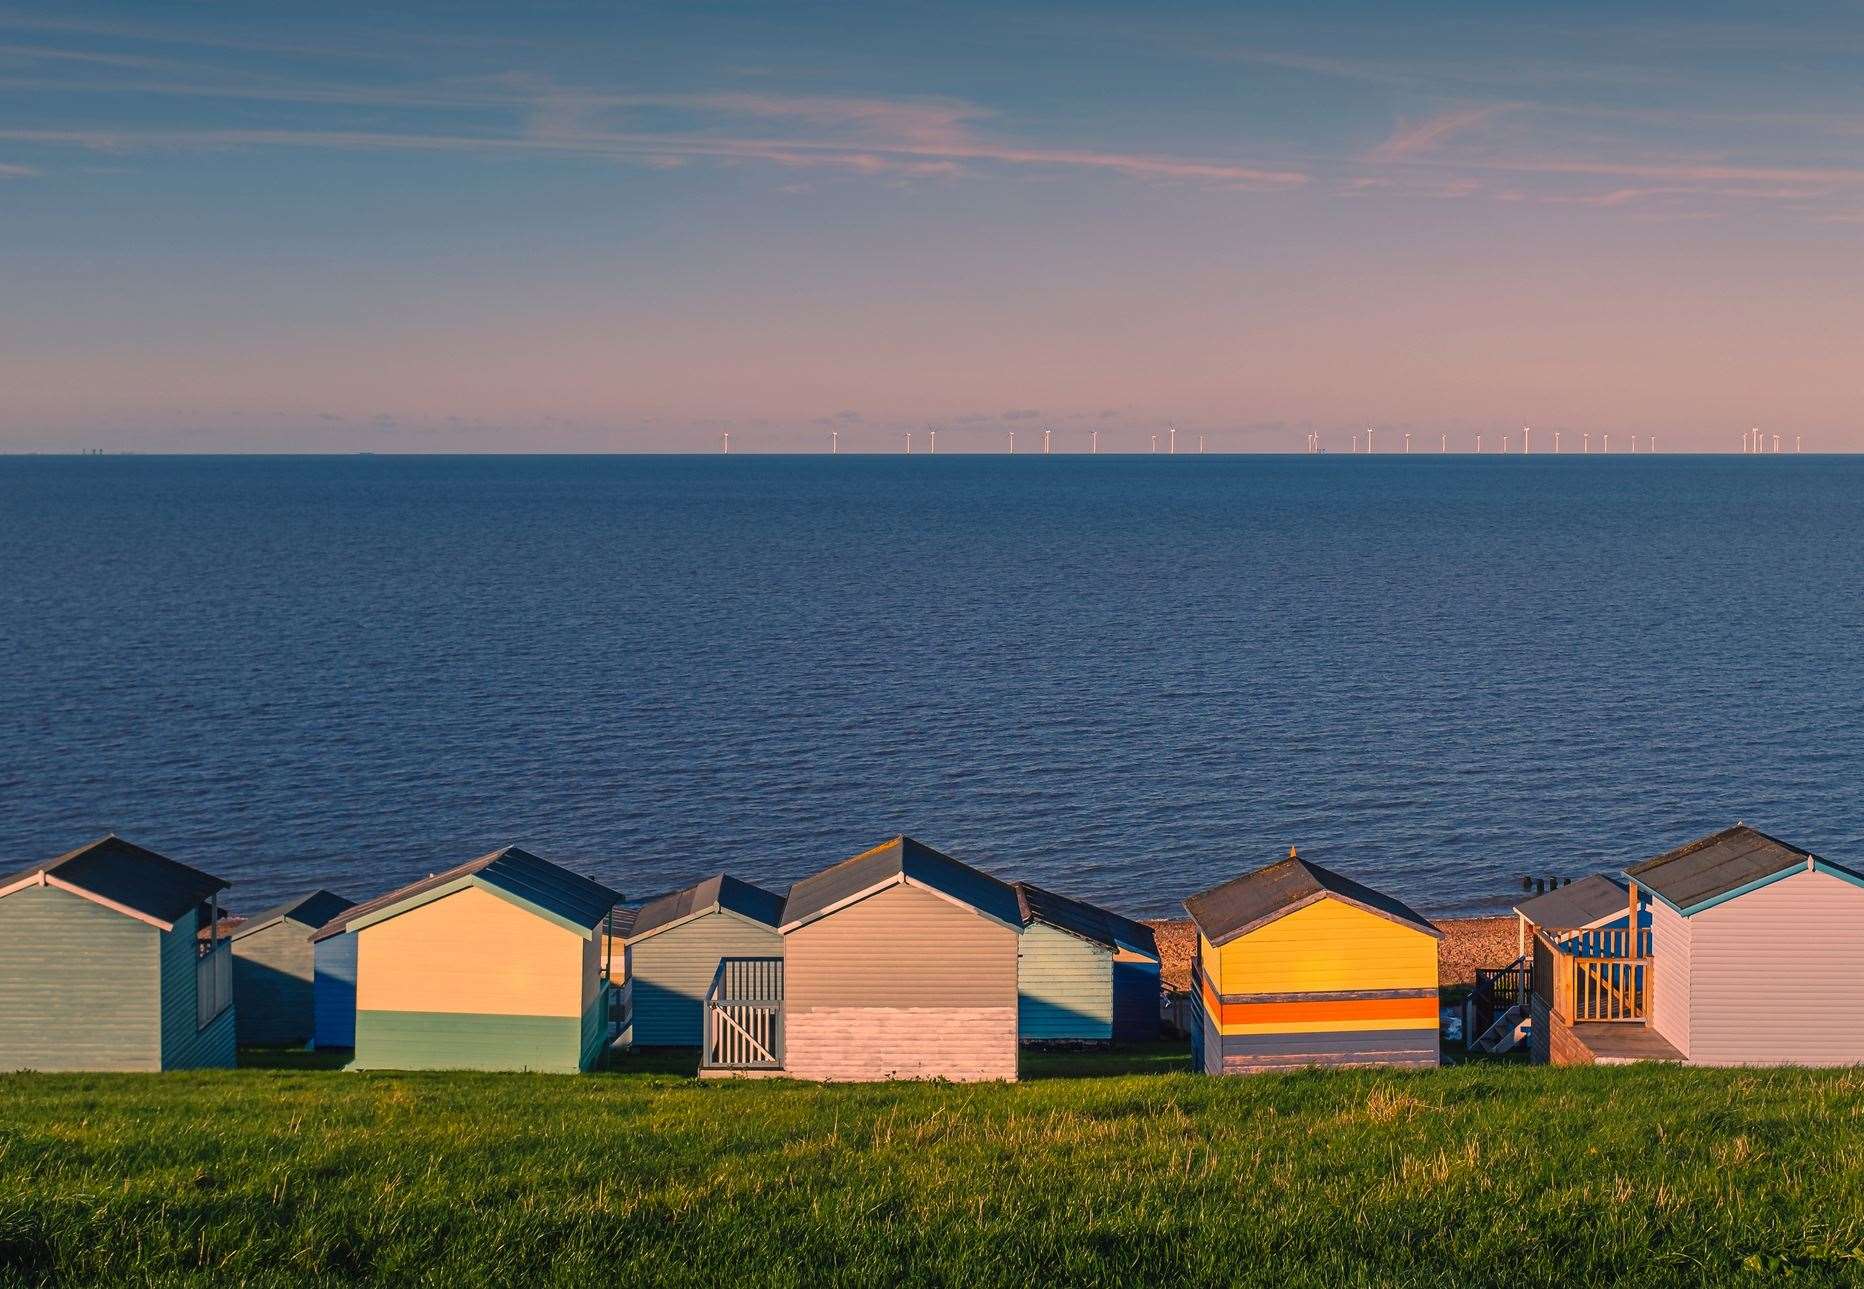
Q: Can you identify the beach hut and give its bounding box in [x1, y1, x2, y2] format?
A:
[623, 874, 784, 1046]
[731, 835, 1020, 1082]
[312, 846, 621, 1073]
[0, 835, 236, 1071]
[1013, 881, 1160, 1043]
[1184, 849, 1442, 1074]
[1533, 824, 1864, 1066]
[313, 921, 360, 1050]
[229, 889, 356, 1047]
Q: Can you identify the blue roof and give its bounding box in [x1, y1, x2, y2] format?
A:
[781, 836, 1021, 931]
[311, 846, 620, 941]
[5, 835, 227, 928]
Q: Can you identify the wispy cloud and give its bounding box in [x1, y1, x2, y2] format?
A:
[1369, 105, 1508, 160]
[0, 160, 34, 176]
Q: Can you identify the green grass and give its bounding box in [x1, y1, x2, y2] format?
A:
[5, 1047, 1864, 1286]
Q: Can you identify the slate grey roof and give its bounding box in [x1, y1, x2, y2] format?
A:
[1183, 851, 1441, 945]
[1625, 824, 1845, 913]
[1014, 881, 1158, 959]
[230, 889, 357, 941]
[781, 835, 1021, 931]
[311, 846, 620, 941]
[1513, 874, 1634, 932]
[5, 835, 228, 928]
[626, 873, 785, 942]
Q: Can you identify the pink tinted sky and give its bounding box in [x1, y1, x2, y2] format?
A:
[1, 3, 1860, 452]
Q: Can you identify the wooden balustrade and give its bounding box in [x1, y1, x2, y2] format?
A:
[702, 957, 784, 1071]
[1534, 929, 1651, 1024]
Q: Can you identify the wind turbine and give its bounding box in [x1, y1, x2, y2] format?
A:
[831, 429, 838, 454]
[905, 432, 912, 454]
[1092, 430, 1099, 454]
[929, 429, 936, 454]
[1044, 428, 1052, 455]
[1404, 432, 1411, 453]
[1009, 430, 1016, 454]
[722, 431, 730, 454]
[1523, 426, 1531, 453]
[1168, 425, 1177, 454]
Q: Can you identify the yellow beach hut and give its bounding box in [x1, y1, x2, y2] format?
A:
[1184, 848, 1442, 1073]
[312, 846, 621, 1073]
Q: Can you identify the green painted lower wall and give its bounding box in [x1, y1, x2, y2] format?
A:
[351, 1010, 586, 1072]
[580, 986, 609, 1071]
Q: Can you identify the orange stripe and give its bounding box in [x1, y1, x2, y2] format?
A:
[1227, 996, 1438, 1025]
[1215, 994, 1438, 1026]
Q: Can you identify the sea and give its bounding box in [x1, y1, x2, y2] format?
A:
[4, 453, 1860, 921]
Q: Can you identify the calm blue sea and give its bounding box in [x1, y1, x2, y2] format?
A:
[3, 453, 1860, 920]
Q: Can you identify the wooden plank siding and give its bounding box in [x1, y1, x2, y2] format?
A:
[1112, 955, 1161, 1041]
[1683, 868, 1864, 1066]
[232, 921, 317, 1047]
[1017, 923, 1113, 1042]
[784, 882, 1018, 1082]
[628, 912, 782, 1046]
[159, 915, 236, 1069]
[1195, 895, 1439, 1074]
[351, 884, 600, 1072]
[0, 882, 162, 1072]
[313, 932, 358, 1049]
[1647, 897, 1693, 1058]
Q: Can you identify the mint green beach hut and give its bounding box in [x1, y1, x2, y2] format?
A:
[0, 836, 236, 1071]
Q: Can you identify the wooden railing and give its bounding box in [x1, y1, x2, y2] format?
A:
[1471, 956, 1530, 1041]
[1559, 926, 1652, 959]
[1535, 929, 1649, 1023]
[196, 938, 232, 1029]
[702, 957, 784, 1071]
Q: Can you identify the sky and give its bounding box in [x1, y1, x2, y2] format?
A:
[1, 1, 1860, 452]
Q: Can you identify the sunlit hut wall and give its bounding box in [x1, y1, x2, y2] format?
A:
[780, 836, 1022, 1082]
[624, 874, 784, 1046]
[1013, 881, 1161, 1044]
[229, 889, 356, 1048]
[0, 836, 236, 1072]
[1184, 849, 1441, 1074]
[1626, 825, 1864, 1067]
[314, 847, 620, 1073]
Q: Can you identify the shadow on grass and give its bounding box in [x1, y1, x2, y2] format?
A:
[239, 1048, 353, 1072]
[1021, 1041, 1191, 1080]
[602, 1046, 702, 1077]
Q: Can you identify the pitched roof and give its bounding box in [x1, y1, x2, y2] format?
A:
[1, 835, 227, 929]
[1183, 851, 1441, 946]
[1513, 874, 1634, 932]
[1013, 881, 1158, 958]
[626, 873, 785, 942]
[230, 889, 356, 941]
[310, 846, 620, 941]
[1625, 824, 1853, 914]
[780, 835, 1021, 932]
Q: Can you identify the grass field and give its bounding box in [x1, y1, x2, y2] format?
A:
[5, 1046, 1864, 1286]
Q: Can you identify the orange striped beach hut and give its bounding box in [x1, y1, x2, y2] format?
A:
[1184, 848, 1442, 1073]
